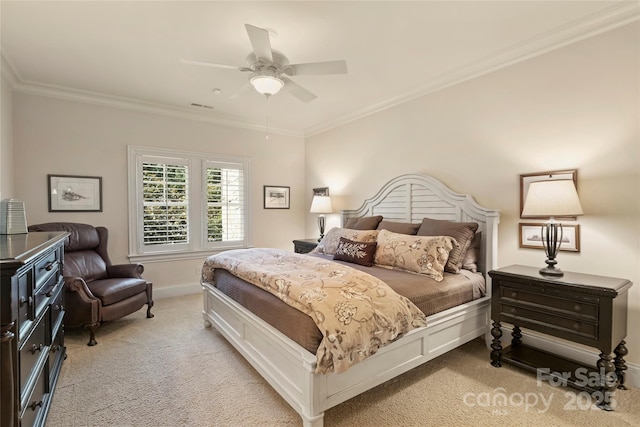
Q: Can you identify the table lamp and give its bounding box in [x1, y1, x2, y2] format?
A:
[310, 195, 333, 242]
[521, 179, 583, 277]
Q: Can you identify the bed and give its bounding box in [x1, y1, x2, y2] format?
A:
[201, 173, 500, 426]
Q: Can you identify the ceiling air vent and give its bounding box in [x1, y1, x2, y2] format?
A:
[189, 103, 214, 109]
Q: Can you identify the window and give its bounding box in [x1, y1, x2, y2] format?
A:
[128, 146, 251, 261]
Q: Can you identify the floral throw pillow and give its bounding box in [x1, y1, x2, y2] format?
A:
[374, 229, 457, 281]
[333, 237, 377, 267]
[311, 227, 379, 255]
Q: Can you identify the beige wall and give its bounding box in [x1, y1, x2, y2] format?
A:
[1, 73, 14, 199]
[306, 22, 640, 365]
[12, 94, 306, 295]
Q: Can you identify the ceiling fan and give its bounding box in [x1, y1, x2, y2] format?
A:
[182, 24, 348, 103]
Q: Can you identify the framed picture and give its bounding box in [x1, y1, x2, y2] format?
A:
[519, 223, 580, 252]
[48, 174, 102, 212]
[520, 169, 578, 219]
[264, 185, 290, 209]
[313, 187, 329, 196]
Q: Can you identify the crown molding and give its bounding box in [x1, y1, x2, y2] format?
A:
[304, 2, 640, 137]
[8, 76, 304, 138]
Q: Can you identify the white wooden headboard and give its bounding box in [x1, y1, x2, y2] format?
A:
[341, 174, 500, 279]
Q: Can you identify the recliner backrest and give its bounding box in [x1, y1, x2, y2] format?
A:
[27, 222, 111, 282]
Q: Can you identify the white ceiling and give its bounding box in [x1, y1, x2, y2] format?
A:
[2, 1, 638, 136]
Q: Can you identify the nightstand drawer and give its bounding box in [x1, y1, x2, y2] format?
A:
[500, 286, 598, 320]
[501, 303, 598, 340]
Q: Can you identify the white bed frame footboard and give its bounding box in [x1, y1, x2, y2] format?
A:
[202, 174, 500, 427]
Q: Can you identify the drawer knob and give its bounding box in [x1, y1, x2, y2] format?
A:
[511, 292, 517, 298]
[51, 344, 60, 353]
[28, 400, 43, 411]
[574, 304, 581, 312]
[43, 261, 57, 271]
[30, 343, 44, 354]
[19, 296, 33, 307]
[510, 308, 517, 314]
[573, 323, 581, 330]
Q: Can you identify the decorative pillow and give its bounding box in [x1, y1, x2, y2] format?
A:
[462, 232, 481, 273]
[417, 218, 478, 274]
[343, 215, 383, 230]
[333, 237, 377, 267]
[374, 229, 457, 282]
[311, 227, 379, 255]
[376, 220, 420, 235]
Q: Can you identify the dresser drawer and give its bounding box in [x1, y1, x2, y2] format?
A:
[49, 326, 65, 385]
[18, 269, 35, 337]
[34, 273, 62, 321]
[19, 314, 49, 399]
[49, 283, 65, 334]
[34, 248, 61, 290]
[20, 367, 48, 427]
[500, 286, 598, 320]
[501, 303, 598, 341]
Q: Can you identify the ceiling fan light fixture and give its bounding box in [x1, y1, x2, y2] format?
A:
[250, 75, 284, 96]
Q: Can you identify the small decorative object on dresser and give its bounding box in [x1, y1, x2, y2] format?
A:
[489, 265, 632, 411]
[1, 231, 69, 427]
[293, 238, 319, 254]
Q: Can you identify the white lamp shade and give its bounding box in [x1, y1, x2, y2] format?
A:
[310, 195, 333, 214]
[522, 179, 584, 217]
[250, 76, 284, 95]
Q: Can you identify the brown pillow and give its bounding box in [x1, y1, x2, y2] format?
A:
[462, 232, 481, 273]
[377, 220, 420, 235]
[417, 218, 478, 273]
[311, 227, 379, 255]
[333, 237, 377, 267]
[344, 215, 383, 230]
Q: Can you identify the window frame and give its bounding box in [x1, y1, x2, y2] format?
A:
[128, 146, 251, 262]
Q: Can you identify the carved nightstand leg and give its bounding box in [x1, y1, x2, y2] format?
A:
[614, 340, 628, 390]
[490, 321, 502, 367]
[596, 352, 616, 411]
[511, 325, 522, 347]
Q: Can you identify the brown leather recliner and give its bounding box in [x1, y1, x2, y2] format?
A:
[28, 222, 154, 345]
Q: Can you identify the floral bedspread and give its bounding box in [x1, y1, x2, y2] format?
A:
[201, 248, 427, 374]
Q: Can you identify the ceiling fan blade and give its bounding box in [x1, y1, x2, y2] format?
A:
[245, 24, 273, 64]
[181, 59, 250, 72]
[285, 60, 347, 76]
[281, 76, 317, 103]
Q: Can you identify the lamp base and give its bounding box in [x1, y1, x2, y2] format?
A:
[539, 265, 564, 277]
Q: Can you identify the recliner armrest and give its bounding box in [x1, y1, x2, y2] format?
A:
[64, 276, 98, 301]
[107, 263, 144, 279]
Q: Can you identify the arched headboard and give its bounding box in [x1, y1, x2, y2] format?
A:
[341, 174, 500, 281]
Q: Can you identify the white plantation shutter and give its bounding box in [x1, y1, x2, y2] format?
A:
[128, 146, 250, 259]
[142, 161, 189, 246]
[205, 162, 246, 246]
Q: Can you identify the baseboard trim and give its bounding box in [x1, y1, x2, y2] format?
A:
[154, 282, 201, 300]
[498, 326, 639, 389]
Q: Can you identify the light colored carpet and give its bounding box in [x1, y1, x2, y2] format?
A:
[47, 293, 640, 426]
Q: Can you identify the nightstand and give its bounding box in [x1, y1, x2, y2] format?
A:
[489, 265, 632, 410]
[293, 239, 319, 254]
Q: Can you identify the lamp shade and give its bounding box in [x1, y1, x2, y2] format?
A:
[250, 75, 284, 95]
[522, 179, 584, 217]
[310, 195, 333, 214]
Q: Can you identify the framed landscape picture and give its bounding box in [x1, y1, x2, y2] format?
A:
[264, 185, 290, 209]
[519, 223, 580, 252]
[48, 174, 103, 212]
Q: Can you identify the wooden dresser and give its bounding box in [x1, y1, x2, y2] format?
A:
[1, 231, 69, 427]
[489, 265, 632, 410]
